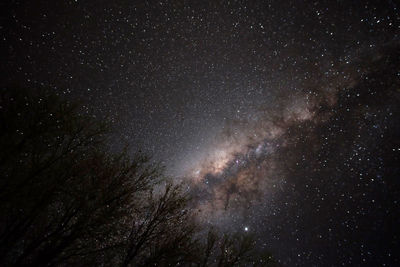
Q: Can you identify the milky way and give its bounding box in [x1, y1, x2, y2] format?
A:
[181, 44, 400, 265]
[3, 0, 400, 265]
[185, 46, 371, 214]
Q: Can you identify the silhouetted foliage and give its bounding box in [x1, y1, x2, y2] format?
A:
[0, 87, 276, 266]
[198, 229, 277, 267]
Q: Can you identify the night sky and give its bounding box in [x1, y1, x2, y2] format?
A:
[2, 0, 400, 266]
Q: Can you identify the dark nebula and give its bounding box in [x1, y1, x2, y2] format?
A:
[2, 0, 400, 265]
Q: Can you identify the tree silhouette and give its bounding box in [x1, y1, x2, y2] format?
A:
[0, 86, 276, 266]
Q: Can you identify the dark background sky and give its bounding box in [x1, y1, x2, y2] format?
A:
[2, 0, 400, 266]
